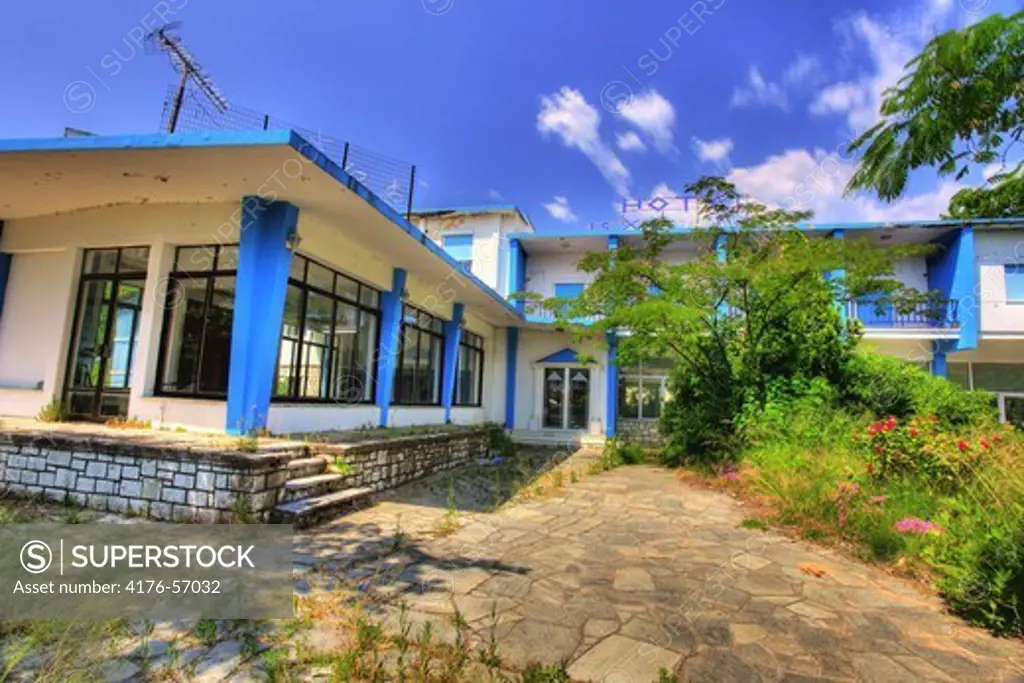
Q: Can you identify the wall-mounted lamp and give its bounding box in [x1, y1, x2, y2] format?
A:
[285, 232, 302, 252]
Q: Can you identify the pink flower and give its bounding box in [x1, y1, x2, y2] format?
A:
[957, 440, 970, 452]
[723, 471, 739, 481]
[893, 517, 942, 535]
[980, 438, 992, 449]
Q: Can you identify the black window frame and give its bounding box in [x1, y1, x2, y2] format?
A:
[273, 253, 382, 405]
[393, 303, 446, 406]
[454, 330, 485, 407]
[154, 244, 239, 400]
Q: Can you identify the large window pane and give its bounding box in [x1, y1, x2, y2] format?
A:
[275, 285, 303, 397]
[160, 279, 207, 394]
[948, 363, 971, 389]
[619, 377, 641, 419]
[973, 364, 1024, 393]
[299, 292, 333, 398]
[157, 244, 239, 398]
[197, 277, 235, 394]
[640, 378, 663, 419]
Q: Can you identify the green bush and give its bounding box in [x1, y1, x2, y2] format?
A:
[661, 340, 742, 466]
[932, 502, 1024, 636]
[601, 437, 647, 469]
[838, 352, 996, 427]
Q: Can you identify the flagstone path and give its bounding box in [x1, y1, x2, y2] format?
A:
[295, 461, 1024, 682]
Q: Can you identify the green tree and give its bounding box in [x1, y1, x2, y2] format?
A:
[524, 177, 931, 460]
[845, 12, 1023, 217]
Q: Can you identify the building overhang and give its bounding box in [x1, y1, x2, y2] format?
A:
[0, 130, 523, 326]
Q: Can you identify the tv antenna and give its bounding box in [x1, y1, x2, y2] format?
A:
[146, 22, 228, 133]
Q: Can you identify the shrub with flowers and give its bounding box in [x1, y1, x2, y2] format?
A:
[858, 415, 989, 488]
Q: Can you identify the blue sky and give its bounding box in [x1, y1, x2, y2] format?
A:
[1, 0, 1019, 233]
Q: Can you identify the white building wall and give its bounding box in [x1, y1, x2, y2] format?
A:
[414, 214, 506, 293]
[894, 255, 929, 292]
[524, 252, 590, 301]
[0, 203, 503, 433]
[976, 230, 1024, 335]
[514, 329, 607, 437]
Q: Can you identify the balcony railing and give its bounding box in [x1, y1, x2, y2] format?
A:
[847, 299, 959, 328]
[524, 309, 600, 326]
[161, 87, 417, 218]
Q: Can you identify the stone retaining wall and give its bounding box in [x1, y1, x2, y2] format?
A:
[321, 428, 493, 491]
[0, 432, 301, 522]
[616, 419, 663, 444]
[0, 427, 494, 522]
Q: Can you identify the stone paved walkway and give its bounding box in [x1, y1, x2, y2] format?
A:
[298, 462, 1024, 682]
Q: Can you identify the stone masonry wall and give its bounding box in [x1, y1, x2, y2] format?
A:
[322, 428, 493, 492]
[616, 419, 663, 444]
[0, 428, 494, 523]
[0, 432, 302, 523]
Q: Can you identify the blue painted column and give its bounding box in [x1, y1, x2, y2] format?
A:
[505, 327, 519, 429]
[927, 226, 977, 351]
[509, 238, 526, 313]
[714, 233, 729, 317]
[441, 303, 465, 423]
[375, 268, 408, 427]
[932, 340, 953, 378]
[829, 229, 848, 325]
[606, 333, 618, 438]
[226, 198, 299, 434]
[606, 235, 620, 438]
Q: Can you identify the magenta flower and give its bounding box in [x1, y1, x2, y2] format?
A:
[723, 471, 739, 481]
[893, 517, 942, 535]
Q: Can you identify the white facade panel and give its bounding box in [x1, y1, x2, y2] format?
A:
[976, 231, 1024, 334]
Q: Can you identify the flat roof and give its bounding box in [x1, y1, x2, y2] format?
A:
[509, 216, 1024, 242]
[0, 130, 522, 325]
[411, 204, 533, 228]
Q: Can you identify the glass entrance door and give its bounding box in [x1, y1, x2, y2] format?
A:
[542, 367, 590, 430]
[64, 248, 148, 420]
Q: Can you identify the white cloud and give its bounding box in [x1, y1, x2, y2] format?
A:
[537, 87, 631, 197]
[810, 2, 956, 132]
[691, 136, 734, 165]
[783, 53, 825, 86]
[616, 130, 647, 153]
[731, 66, 788, 111]
[726, 146, 962, 221]
[544, 196, 577, 223]
[616, 90, 677, 154]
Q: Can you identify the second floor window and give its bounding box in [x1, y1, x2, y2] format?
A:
[1006, 265, 1024, 303]
[394, 304, 445, 406]
[442, 234, 474, 271]
[274, 255, 381, 404]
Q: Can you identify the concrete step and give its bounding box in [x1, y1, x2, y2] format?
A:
[286, 455, 331, 479]
[279, 473, 349, 503]
[270, 487, 375, 529]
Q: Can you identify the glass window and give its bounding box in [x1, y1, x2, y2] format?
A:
[157, 244, 238, 397]
[394, 304, 446, 405]
[973, 363, 1024, 393]
[273, 254, 381, 403]
[1006, 265, 1024, 302]
[618, 361, 669, 420]
[948, 363, 971, 389]
[84, 249, 118, 275]
[443, 234, 473, 271]
[455, 331, 484, 407]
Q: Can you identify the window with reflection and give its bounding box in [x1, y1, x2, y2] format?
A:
[274, 254, 380, 404]
[157, 245, 238, 397]
[618, 361, 671, 420]
[455, 331, 484, 407]
[394, 304, 445, 405]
